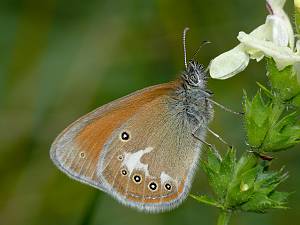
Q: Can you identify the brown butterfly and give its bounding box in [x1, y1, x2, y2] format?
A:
[50, 28, 215, 212]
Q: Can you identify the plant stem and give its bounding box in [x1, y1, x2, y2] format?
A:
[217, 210, 232, 225]
[79, 191, 101, 225]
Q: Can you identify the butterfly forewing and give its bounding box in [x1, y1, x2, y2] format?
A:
[50, 82, 179, 191]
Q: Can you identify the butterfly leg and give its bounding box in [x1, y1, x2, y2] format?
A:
[207, 127, 232, 148]
[192, 128, 222, 161]
[192, 132, 212, 148]
[192, 125, 216, 149]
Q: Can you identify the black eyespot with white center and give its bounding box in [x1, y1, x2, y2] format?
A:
[121, 131, 130, 141]
[117, 154, 124, 161]
[164, 183, 172, 191]
[148, 182, 158, 191]
[121, 169, 128, 176]
[133, 174, 142, 184]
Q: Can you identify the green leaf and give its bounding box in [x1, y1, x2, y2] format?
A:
[190, 194, 223, 209]
[219, 148, 236, 181]
[243, 90, 271, 148]
[261, 112, 300, 152]
[227, 167, 258, 207]
[256, 82, 273, 98]
[254, 168, 288, 195]
[201, 159, 224, 199]
[201, 149, 235, 198]
[291, 93, 300, 107]
[267, 59, 300, 101]
[239, 166, 289, 213]
[225, 154, 259, 207]
[199, 147, 289, 213]
[269, 191, 289, 206]
[207, 148, 221, 172]
[234, 154, 257, 177]
[240, 192, 280, 213]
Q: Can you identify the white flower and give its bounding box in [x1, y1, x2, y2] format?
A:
[210, 0, 300, 80]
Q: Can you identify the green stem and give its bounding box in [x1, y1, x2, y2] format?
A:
[217, 210, 232, 225]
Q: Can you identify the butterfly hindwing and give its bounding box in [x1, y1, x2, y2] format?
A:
[98, 94, 203, 212]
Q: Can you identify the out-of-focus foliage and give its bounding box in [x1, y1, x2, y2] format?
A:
[1, 0, 299, 225]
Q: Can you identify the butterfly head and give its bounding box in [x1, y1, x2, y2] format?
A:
[181, 60, 207, 88]
[181, 28, 208, 89]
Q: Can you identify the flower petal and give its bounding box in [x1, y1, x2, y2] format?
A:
[249, 24, 272, 40]
[266, 15, 289, 46]
[209, 45, 249, 79]
[238, 31, 300, 70]
[267, 0, 285, 9]
[267, 0, 294, 48]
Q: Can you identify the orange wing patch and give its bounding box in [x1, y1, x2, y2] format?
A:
[51, 81, 179, 188]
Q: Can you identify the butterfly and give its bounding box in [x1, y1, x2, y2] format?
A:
[50, 28, 215, 212]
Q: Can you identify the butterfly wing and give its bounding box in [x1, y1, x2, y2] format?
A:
[50, 80, 205, 212]
[50, 81, 179, 190]
[98, 94, 204, 212]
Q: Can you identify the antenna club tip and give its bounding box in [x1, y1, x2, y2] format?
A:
[183, 27, 190, 32]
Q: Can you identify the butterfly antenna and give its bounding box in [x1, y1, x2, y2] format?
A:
[191, 40, 211, 60]
[183, 27, 190, 69]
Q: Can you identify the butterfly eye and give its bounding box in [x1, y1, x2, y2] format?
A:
[190, 74, 199, 85]
[120, 131, 130, 141]
[148, 181, 158, 191]
[164, 183, 172, 191]
[121, 169, 128, 176]
[132, 174, 142, 184]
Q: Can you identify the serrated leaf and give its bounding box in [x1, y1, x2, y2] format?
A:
[235, 154, 257, 177]
[243, 91, 271, 147]
[201, 160, 224, 198]
[261, 112, 300, 152]
[227, 156, 259, 206]
[267, 59, 300, 101]
[256, 82, 273, 98]
[207, 148, 221, 172]
[240, 192, 275, 213]
[269, 191, 289, 205]
[201, 149, 233, 199]
[254, 168, 288, 196]
[291, 93, 300, 107]
[199, 148, 289, 213]
[239, 165, 289, 212]
[190, 194, 222, 208]
[241, 190, 289, 212]
[219, 148, 236, 179]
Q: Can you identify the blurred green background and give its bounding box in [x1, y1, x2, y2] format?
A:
[1, 0, 299, 224]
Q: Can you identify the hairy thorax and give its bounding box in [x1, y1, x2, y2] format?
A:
[170, 82, 214, 132]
